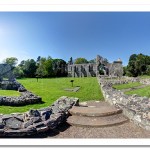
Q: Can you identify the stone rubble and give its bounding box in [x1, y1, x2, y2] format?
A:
[0, 80, 26, 92]
[0, 96, 79, 137]
[0, 80, 42, 106]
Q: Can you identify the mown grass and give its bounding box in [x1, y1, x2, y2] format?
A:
[139, 75, 150, 79]
[125, 85, 150, 97]
[0, 90, 20, 96]
[112, 82, 142, 90]
[0, 77, 103, 114]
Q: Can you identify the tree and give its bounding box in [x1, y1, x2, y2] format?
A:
[123, 66, 127, 76]
[68, 57, 73, 64]
[4, 57, 18, 67]
[18, 60, 25, 68]
[126, 53, 150, 77]
[126, 54, 138, 77]
[44, 56, 53, 77]
[52, 59, 67, 77]
[13, 66, 24, 78]
[36, 65, 47, 78]
[74, 58, 88, 64]
[35, 57, 47, 78]
[135, 53, 147, 75]
[36, 56, 41, 63]
[88, 59, 96, 63]
[23, 59, 37, 78]
[146, 65, 150, 75]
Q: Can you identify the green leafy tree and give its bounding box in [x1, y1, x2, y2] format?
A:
[23, 59, 37, 78]
[74, 58, 88, 64]
[126, 53, 150, 77]
[35, 57, 47, 78]
[13, 66, 24, 78]
[123, 66, 127, 76]
[4, 57, 18, 67]
[36, 65, 47, 78]
[52, 59, 67, 77]
[146, 65, 150, 75]
[88, 59, 96, 63]
[44, 56, 53, 77]
[126, 54, 138, 77]
[135, 53, 147, 75]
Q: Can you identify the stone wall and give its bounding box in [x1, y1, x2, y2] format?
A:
[0, 64, 15, 81]
[0, 96, 79, 137]
[0, 81, 42, 106]
[98, 77, 150, 131]
[0, 80, 26, 92]
[140, 78, 150, 85]
[67, 55, 123, 78]
[0, 91, 42, 106]
[68, 64, 97, 77]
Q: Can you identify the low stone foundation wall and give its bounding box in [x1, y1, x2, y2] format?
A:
[0, 91, 42, 106]
[140, 78, 150, 85]
[0, 80, 26, 92]
[98, 77, 150, 131]
[0, 96, 79, 137]
[0, 80, 42, 106]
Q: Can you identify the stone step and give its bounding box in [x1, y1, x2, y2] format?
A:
[67, 114, 129, 127]
[69, 105, 122, 117]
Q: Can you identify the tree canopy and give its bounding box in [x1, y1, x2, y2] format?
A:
[3, 53, 150, 78]
[74, 57, 88, 64]
[7, 56, 68, 78]
[125, 53, 150, 77]
[3, 57, 18, 67]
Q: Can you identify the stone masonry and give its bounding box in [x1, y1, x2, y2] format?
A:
[67, 55, 123, 77]
[0, 80, 42, 106]
[0, 96, 79, 137]
[98, 76, 150, 131]
[0, 64, 15, 81]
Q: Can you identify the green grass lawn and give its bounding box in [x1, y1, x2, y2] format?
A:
[0, 90, 20, 96]
[0, 77, 103, 114]
[125, 85, 150, 97]
[112, 82, 142, 90]
[139, 75, 150, 79]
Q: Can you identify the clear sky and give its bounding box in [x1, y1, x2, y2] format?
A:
[0, 12, 150, 66]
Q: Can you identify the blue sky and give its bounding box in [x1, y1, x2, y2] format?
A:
[0, 12, 150, 66]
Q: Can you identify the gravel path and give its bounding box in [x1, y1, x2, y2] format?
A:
[28, 121, 150, 138]
[26, 100, 150, 138]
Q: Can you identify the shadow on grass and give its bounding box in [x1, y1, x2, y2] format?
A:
[1, 101, 46, 107]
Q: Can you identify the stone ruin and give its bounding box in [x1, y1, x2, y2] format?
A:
[0, 64, 79, 137]
[0, 96, 79, 137]
[67, 55, 123, 78]
[0, 64, 42, 106]
[98, 76, 150, 131]
[0, 64, 15, 82]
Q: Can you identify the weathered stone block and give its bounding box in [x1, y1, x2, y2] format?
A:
[30, 117, 42, 123]
[23, 120, 33, 128]
[5, 117, 23, 130]
[41, 111, 51, 121]
[29, 109, 40, 117]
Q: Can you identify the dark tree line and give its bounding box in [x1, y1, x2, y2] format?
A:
[3, 56, 68, 78]
[3, 56, 98, 79]
[124, 53, 150, 77]
[5, 53, 150, 78]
